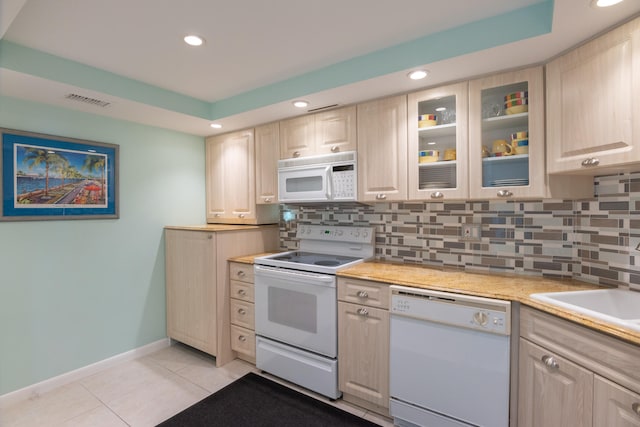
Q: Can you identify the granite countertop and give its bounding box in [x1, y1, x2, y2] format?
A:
[228, 252, 281, 264]
[165, 224, 278, 232]
[223, 253, 640, 346]
[338, 261, 640, 346]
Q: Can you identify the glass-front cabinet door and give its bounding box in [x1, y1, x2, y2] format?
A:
[408, 82, 468, 200]
[468, 66, 546, 199]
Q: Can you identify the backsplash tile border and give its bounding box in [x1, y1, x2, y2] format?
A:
[279, 172, 640, 290]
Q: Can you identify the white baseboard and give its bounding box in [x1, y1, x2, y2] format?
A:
[0, 338, 171, 408]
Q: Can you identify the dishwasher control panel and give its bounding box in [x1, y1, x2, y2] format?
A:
[390, 286, 511, 335]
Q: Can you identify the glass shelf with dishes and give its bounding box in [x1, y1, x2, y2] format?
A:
[480, 80, 530, 189]
[408, 81, 468, 200]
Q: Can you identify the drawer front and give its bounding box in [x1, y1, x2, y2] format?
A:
[231, 325, 256, 357]
[338, 277, 390, 309]
[520, 306, 640, 394]
[229, 262, 254, 284]
[230, 299, 255, 329]
[230, 280, 254, 302]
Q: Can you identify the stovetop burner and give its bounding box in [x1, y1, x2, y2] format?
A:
[270, 251, 361, 268]
[254, 225, 375, 274]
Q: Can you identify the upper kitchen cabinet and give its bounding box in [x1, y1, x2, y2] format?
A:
[254, 122, 280, 205]
[408, 82, 469, 200]
[357, 95, 408, 202]
[468, 66, 547, 199]
[206, 129, 279, 224]
[547, 16, 640, 175]
[279, 106, 357, 159]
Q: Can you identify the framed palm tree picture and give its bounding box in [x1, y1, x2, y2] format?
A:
[1, 128, 119, 221]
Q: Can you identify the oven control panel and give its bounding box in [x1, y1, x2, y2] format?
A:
[296, 225, 374, 244]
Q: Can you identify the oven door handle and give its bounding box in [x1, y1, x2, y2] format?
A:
[254, 265, 335, 286]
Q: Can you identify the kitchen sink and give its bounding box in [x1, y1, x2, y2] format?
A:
[530, 288, 640, 332]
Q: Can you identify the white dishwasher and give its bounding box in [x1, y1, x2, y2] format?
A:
[389, 285, 511, 427]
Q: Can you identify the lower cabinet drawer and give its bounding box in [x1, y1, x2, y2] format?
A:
[231, 325, 256, 357]
[230, 299, 254, 329]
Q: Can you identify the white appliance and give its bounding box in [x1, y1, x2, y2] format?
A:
[254, 224, 374, 399]
[278, 151, 357, 203]
[389, 285, 511, 427]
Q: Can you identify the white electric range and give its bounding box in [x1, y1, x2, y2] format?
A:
[253, 224, 375, 399]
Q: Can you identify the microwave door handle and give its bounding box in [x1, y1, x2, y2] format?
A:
[325, 166, 332, 200]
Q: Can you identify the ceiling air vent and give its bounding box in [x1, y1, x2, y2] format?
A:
[307, 104, 339, 113]
[65, 93, 111, 108]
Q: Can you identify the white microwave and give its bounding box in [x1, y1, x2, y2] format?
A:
[278, 151, 357, 203]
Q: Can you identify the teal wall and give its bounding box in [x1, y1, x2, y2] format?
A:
[0, 96, 206, 395]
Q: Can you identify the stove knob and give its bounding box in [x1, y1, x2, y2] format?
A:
[354, 231, 360, 237]
[337, 229, 343, 236]
[363, 231, 369, 239]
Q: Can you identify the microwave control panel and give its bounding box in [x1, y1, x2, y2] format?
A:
[332, 166, 356, 199]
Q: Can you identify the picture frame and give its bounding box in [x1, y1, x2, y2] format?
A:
[1, 128, 119, 221]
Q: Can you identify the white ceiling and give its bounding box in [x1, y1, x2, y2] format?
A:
[2, 0, 640, 136]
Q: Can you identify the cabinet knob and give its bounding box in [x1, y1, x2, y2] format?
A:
[207, 235, 213, 240]
[239, 214, 246, 218]
[632, 402, 640, 416]
[497, 190, 513, 198]
[237, 289, 247, 296]
[541, 355, 559, 370]
[357, 291, 369, 298]
[215, 214, 221, 217]
[376, 194, 387, 200]
[264, 197, 272, 203]
[357, 308, 369, 316]
[293, 151, 301, 158]
[331, 146, 339, 152]
[238, 308, 246, 315]
[430, 191, 444, 199]
[581, 158, 600, 167]
[237, 270, 246, 277]
[238, 335, 247, 342]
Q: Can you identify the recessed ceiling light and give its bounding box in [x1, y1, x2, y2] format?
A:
[184, 35, 204, 46]
[210, 123, 222, 129]
[408, 70, 428, 80]
[293, 100, 309, 108]
[591, 0, 623, 6]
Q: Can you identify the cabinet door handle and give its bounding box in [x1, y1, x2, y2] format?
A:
[541, 355, 559, 370]
[264, 197, 272, 203]
[238, 335, 247, 342]
[430, 191, 444, 199]
[357, 291, 369, 298]
[215, 213, 221, 217]
[581, 158, 600, 167]
[376, 194, 387, 200]
[497, 190, 513, 198]
[239, 214, 246, 218]
[357, 308, 369, 316]
[237, 289, 247, 296]
[331, 146, 339, 152]
[237, 270, 246, 277]
[238, 308, 246, 315]
[293, 151, 301, 158]
[632, 402, 640, 416]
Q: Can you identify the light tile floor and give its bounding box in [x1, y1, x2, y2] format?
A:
[0, 343, 394, 427]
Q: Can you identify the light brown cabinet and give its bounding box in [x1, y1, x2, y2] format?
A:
[407, 81, 469, 200]
[165, 226, 278, 367]
[337, 278, 390, 415]
[518, 306, 640, 427]
[357, 95, 408, 202]
[228, 261, 257, 363]
[254, 122, 280, 205]
[279, 106, 356, 159]
[205, 129, 278, 224]
[547, 16, 640, 175]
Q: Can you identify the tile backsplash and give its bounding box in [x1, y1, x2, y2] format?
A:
[279, 172, 640, 290]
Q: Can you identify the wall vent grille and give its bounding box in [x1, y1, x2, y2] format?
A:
[307, 104, 339, 113]
[65, 93, 111, 108]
